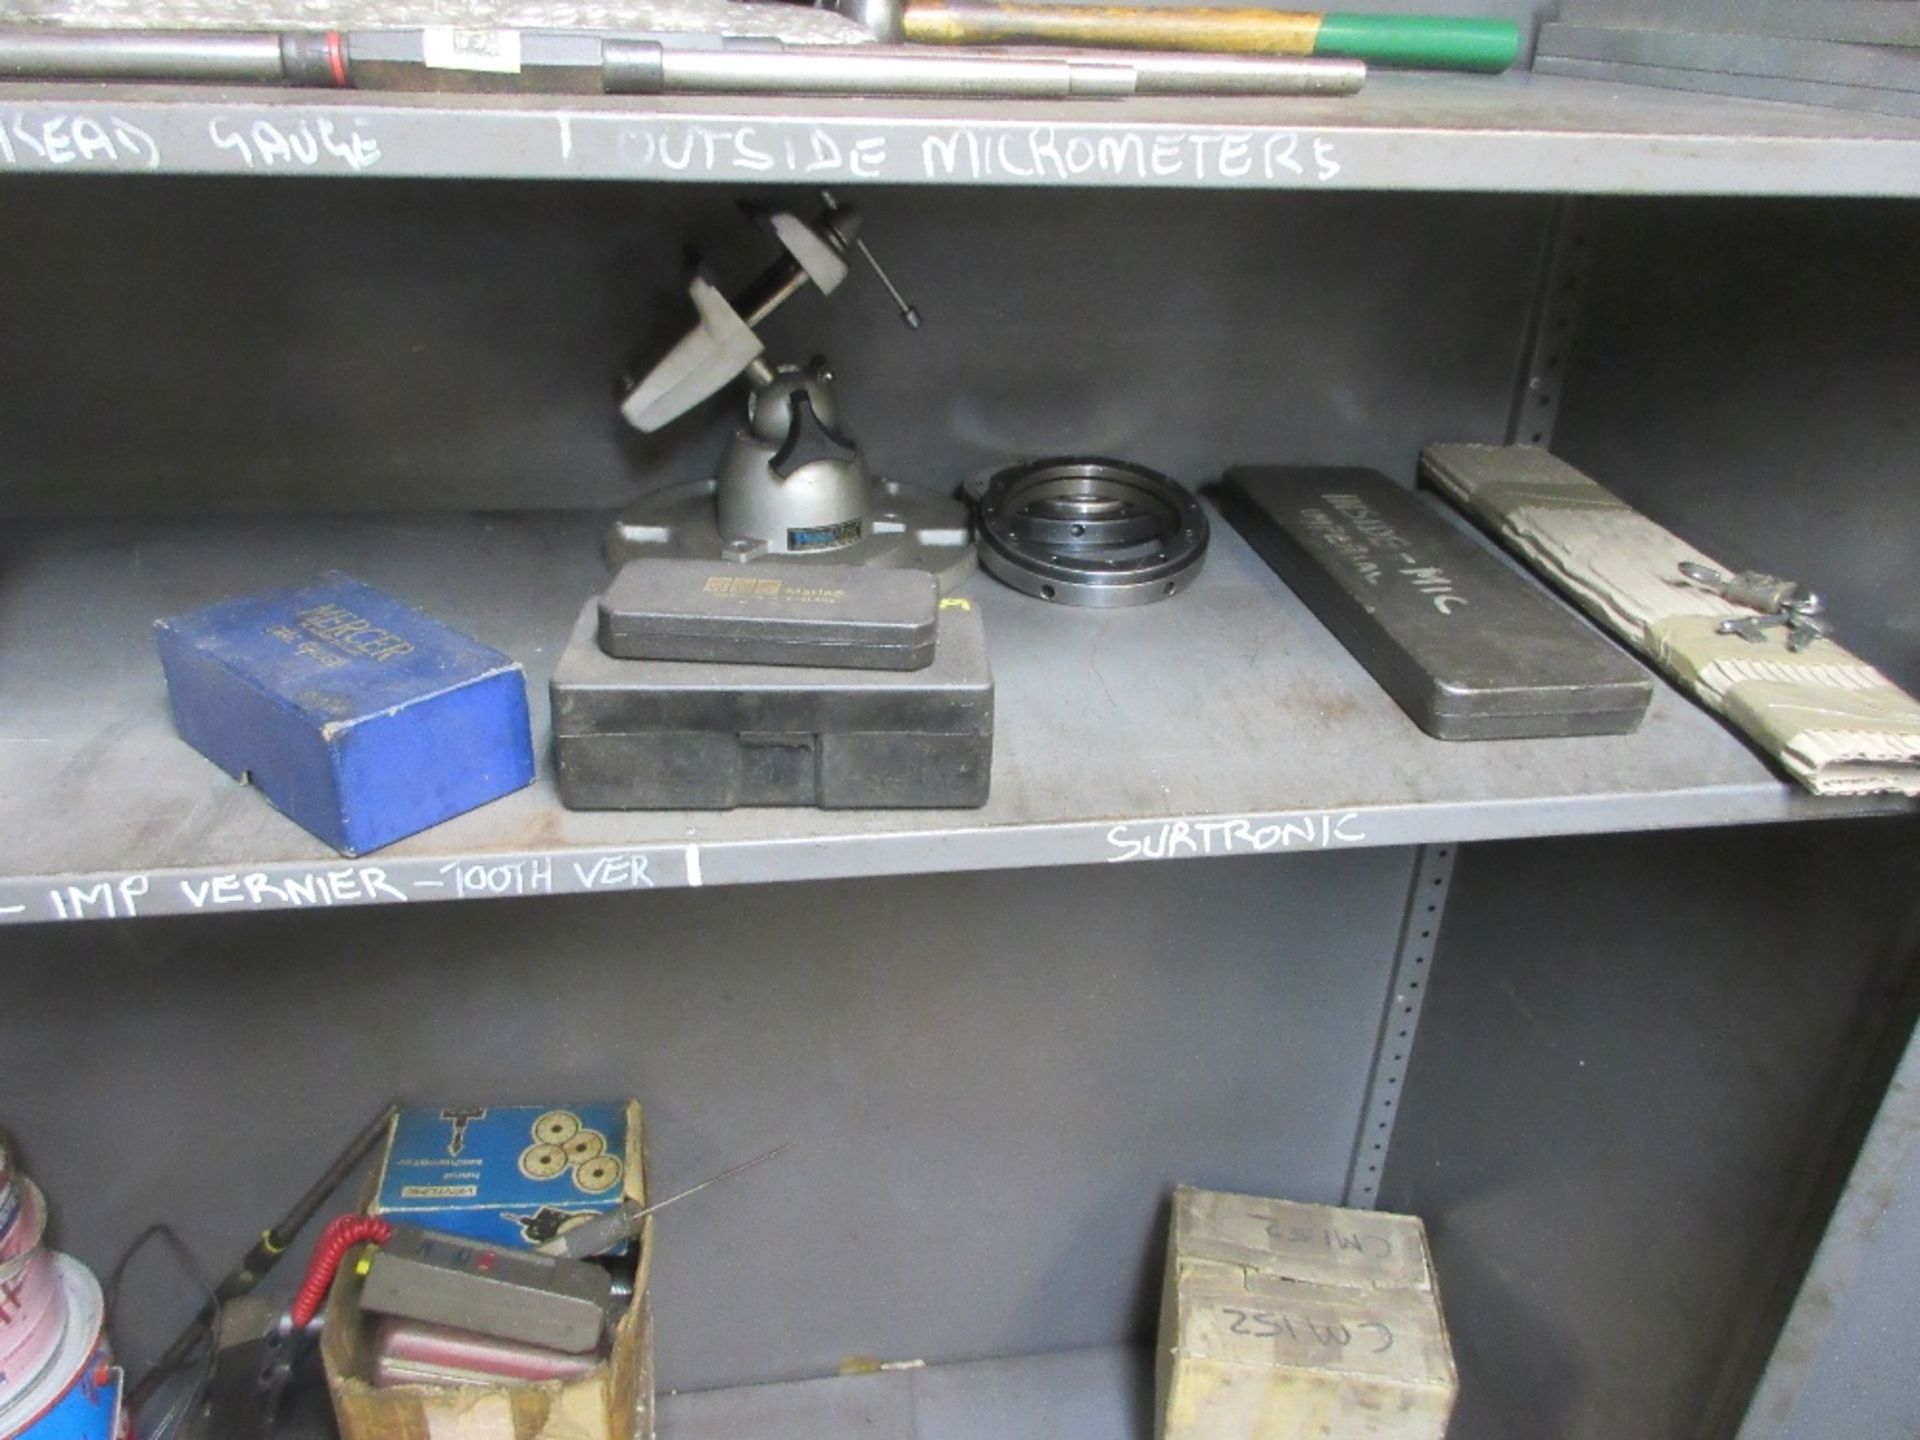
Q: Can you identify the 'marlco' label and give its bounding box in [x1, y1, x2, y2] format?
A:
[703, 575, 848, 606]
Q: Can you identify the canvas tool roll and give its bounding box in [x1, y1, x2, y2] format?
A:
[1421, 443, 1920, 798]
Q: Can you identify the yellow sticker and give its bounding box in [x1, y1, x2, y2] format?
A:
[939, 597, 973, 611]
[704, 575, 784, 598]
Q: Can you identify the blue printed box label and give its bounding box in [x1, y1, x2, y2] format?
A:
[373, 1104, 634, 1250]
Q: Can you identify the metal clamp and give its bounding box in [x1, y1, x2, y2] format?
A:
[1678, 561, 1834, 652]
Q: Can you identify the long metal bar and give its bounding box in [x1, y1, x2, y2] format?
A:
[0, 28, 340, 84]
[0, 29, 282, 81]
[978, 46, 1364, 94]
[0, 27, 1359, 98]
[605, 42, 1136, 97]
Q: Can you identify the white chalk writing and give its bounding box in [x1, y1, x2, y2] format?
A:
[47, 875, 149, 920]
[571, 852, 653, 890]
[613, 122, 885, 179]
[920, 127, 1338, 185]
[1323, 493, 1470, 616]
[588, 120, 1340, 187]
[0, 113, 158, 170]
[435, 856, 554, 899]
[1107, 812, 1366, 862]
[180, 867, 406, 909]
[207, 115, 381, 172]
[3, 847, 692, 921]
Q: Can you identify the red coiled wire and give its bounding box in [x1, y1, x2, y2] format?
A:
[289, 1214, 393, 1328]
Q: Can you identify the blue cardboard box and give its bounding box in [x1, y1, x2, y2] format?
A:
[155, 573, 534, 856]
[370, 1103, 644, 1251]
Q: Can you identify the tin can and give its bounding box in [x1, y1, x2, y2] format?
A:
[0, 1257, 119, 1440]
[0, 1186, 64, 1394]
[0, 1152, 25, 1264]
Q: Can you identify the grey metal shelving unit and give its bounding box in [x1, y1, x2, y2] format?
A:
[3, 71, 1920, 190]
[3, 19, 1919, 1440]
[1, 509, 1896, 923]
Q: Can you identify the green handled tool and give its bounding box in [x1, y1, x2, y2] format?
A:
[867, 0, 1521, 72]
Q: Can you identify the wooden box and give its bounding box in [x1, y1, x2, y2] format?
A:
[1157, 1187, 1456, 1439]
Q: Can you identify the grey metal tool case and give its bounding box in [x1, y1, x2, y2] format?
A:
[598, 559, 939, 670]
[1219, 466, 1653, 740]
[551, 598, 992, 809]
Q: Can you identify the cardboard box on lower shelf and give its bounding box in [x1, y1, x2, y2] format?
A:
[322, 1101, 654, 1440]
[324, 1276, 653, 1440]
[1157, 1187, 1456, 1439]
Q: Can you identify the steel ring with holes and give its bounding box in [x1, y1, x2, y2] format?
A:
[976, 457, 1209, 608]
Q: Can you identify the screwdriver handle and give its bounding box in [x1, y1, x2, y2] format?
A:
[1314, 12, 1519, 71]
[900, 3, 1520, 72]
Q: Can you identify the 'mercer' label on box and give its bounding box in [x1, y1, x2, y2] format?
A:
[293, 601, 418, 661]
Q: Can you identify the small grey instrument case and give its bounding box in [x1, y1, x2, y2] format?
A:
[597, 559, 939, 671]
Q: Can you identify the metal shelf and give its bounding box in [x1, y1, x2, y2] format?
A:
[2, 70, 1920, 193]
[661, 1345, 1145, 1438]
[0, 506, 1904, 925]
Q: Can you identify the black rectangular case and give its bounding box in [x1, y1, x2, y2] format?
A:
[598, 559, 939, 671]
[1219, 467, 1653, 740]
[552, 597, 992, 810]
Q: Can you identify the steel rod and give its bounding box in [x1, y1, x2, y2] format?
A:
[0, 28, 341, 84]
[605, 41, 1136, 97]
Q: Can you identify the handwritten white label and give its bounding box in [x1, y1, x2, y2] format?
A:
[422, 28, 523, 75]
[47, 874, 149, 920]
[434, 856, 553, 899]
[207, 115, 381, 172]
[1106, 812, 1366, 863]
[920, 127, 1337, 185]
[179, 866, 406, 909]
[590, 120, 1339, 187]
[615, 123, 885, 180]
[571, 852, 653, 891]
[0, 113, 159, 170]
[4, 845, 698, 922]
